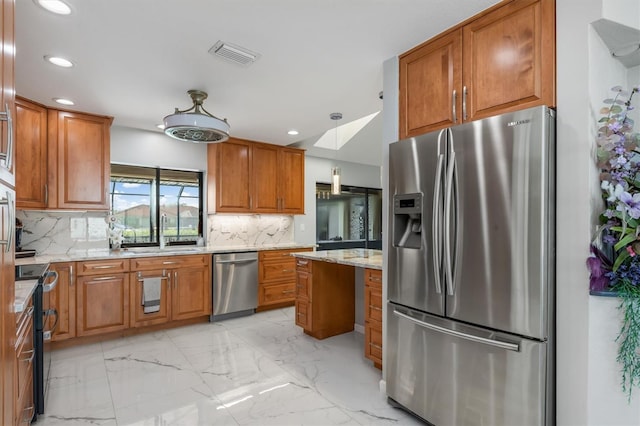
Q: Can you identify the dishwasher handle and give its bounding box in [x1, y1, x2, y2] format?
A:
[215, 258, 257, 265]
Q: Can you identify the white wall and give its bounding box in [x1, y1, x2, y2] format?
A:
[293, 156, 382, 245]
[110, 126, 207, 171]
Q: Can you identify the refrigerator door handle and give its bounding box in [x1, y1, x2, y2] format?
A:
[393, 309, 520, 352]
[443, 148, 456, 296]
[432, 153, 444, 294]
[450, 128, 460, 294]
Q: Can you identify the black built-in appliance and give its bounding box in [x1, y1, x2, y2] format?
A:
[15, 263, 58, 419]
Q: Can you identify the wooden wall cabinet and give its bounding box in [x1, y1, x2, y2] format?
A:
[15, 98, 47, 209]
[14, 98, 113, 210]
[399, 0, 555, 138]
[364, 268, 382, 369]
[130, 254, 211, 328]
[258, 248, 311, 311]
[76, 259, 130, 337]
[294, 259, 355, 339]
[208, 138, 305, 215]
[48, 262, 76, 342]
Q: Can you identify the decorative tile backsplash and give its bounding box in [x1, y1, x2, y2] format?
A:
[16, 210, 295, 255]
[17, 210, 110, 255]
[207, 214, 294, 247]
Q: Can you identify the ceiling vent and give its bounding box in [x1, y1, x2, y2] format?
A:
[208, 41, 260, 66]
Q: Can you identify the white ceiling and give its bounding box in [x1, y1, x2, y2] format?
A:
[15, 0, 499, 166]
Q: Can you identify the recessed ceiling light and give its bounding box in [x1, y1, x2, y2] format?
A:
[156, 124, 165, 130]
[34, 0, 72, 15]
[44, 55, 74, 68]
[53, 98, 74, 106]
[287, 130, 299, 136]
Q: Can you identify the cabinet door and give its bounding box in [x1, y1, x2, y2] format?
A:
[278, 148, 305, 214]
[130, 270, 171, 327]
[462, 0, 555, 121]
[208, 139, 251, 213]
[0, 0, 15, 188]
[399, 29, 462, 138]
[49, 110, 111, 210]
[49, 262, 76, 341]
[15, 98, 47, 209]
[171, 266, 211, 321]
[76, 273, 129, 337]
[252, 143, 279, 213]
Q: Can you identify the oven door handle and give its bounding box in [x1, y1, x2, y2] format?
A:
[43, 270, 58, 293]
[43, 308, 59, 341]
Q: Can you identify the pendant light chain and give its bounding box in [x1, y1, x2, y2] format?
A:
[330, 112, 342, 195]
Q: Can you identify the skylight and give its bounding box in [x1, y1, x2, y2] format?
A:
[314, 111, 380, 150]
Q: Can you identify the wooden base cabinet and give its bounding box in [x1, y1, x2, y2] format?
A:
[364, 268, 383, 369]
[294, 260, 355, 340]
[399, 0, 555, 138]
[258, 248, 311, 311]
[76, 260, 130, 337]
[48, 262, 76, 342]
[130, 255, 211, 328]
[14, 297, 34, 426]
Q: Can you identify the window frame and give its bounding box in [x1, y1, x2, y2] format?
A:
[110, 164, 204, 248]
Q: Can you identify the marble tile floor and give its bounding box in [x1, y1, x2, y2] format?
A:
[36, 307, 423, 425]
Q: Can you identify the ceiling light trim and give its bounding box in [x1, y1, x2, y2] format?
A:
[34, 0, 72, 15]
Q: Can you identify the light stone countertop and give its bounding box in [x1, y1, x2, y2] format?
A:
[290, 249, 383, 270]
[15, 279, 38, 313]
[15, 243, 317, 266]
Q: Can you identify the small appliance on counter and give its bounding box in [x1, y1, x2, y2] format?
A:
[15, 218, 36, 258]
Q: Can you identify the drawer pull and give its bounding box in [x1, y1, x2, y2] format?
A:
[22, 405, 35, 424]
[88, 276, 117, 282]
[20, 349, 35, 364]
[281, 290, 295, 294]
[369, 305, 382, 311]
[281, 269, 295, 273]
[163, 261, 178, 265]
[93, 265, 117, 269]
[297, 312, 305, 317]
[369, 343, 382, 350]
[369, 276, 381, 282]
[296, 260, 308, 266]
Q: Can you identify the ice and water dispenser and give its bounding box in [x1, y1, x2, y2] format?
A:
[393, 193, 423, 249]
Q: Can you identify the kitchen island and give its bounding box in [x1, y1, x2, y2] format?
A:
[290, 249, 383, 368]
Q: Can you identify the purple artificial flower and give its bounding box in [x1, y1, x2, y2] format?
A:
[609, 121, 623, 132]
[587, 245, 613, 291]
[612, 155, 628, 168]
[615, 145, 626, 154]
[603, 233, 616, 244]
[619, 191, 640, 218]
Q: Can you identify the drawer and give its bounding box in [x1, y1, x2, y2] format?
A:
[295, 300, 311, 329]
[365, 286, 383, 324]
[131, 254, 209, 271]
[260, 282, 296, 305]
[15, 297, 33, 329]
[15, 317, 34, 408]
[295, 258, 312, 273]
[295, 270, 312, 300]
[365, 321, 383, 363]
[78, 259, 129, 276]
[365, 268, 382, 289]
[260, 259, 296, 283]
[259, 249, 301, 262]
[15, 363, 34, 426]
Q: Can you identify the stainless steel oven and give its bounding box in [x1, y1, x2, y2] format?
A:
[15, 263, 58, 418]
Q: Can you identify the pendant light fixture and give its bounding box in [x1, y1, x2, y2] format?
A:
[330, 112, 342, 195]
[163, 90, 230, 143]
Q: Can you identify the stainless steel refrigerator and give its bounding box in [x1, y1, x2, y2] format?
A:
[386, 105, 555, 426]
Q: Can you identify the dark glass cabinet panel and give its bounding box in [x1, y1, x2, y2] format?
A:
[316, 184, 382, 250]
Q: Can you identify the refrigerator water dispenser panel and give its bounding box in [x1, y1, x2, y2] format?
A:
[393, 193, 423, 249]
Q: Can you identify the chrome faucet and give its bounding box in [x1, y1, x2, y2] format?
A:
[159, 213, 167, 249]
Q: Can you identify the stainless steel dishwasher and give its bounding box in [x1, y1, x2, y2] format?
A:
[210, 252, 258, 321]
